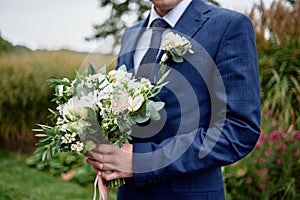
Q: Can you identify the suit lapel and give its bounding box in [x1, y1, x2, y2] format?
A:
[155, 0, 211, 63]
[120, 18, 149, 73]
[173, 0, 211, 39]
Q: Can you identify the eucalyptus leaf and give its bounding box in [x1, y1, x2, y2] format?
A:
[171, 54, 184, 63]
[152, 101, 165, 111]
[149, 105, 161, 121]
[134, 114, 150, 123]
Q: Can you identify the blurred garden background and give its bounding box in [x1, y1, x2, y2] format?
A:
[0, 0, 299, 199]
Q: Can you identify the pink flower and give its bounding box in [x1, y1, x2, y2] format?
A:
[256, 132, 268, 148]
[276, 159, 282, 165]
[294, 151, 299, 157]
[259, 183, 265, 189]
[265, 149, 271, 156]
[280, 143, 286, 154]
[292, 131, 300, 138]
[263, 168, 269, 175]
[246, 177, 253, 184]
[256, 171, 261, 176]
[265, 110, 274, 116]
[270, 130, 283, 142]
[259, 158, 265, 164]
[237, 169, 246, 177]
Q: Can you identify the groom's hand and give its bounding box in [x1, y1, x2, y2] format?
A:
[85, 143, 133, 181]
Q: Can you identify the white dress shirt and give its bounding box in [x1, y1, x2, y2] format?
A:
[133, 0, 192, 74]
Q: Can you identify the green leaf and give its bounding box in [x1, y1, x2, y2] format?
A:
[152, 101, 165, 111]
[171, 54, 184, 63]
[134, 114, 150, 124]
[84, 106, 97, 120]
[158, 64, 167, 79]
[75, 70, 82, 85]
[35, 134, 48, 137]
[156, 69, 170, 85]
[36, 137, 52, 146]
[85, 140, 96, 151]
[149, 105, 161, 121]
[87, 63, 96, 76]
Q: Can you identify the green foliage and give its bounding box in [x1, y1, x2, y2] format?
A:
[0, 151, 95, 199]
[0, 50, 115, 152]
[224, 113, 300, 200]
[259, 39, 300, 129]
[26, 150, 96, 185]
[0, 33, 31, 54]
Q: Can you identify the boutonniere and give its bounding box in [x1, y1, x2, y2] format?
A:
[160, 32, 194, 65]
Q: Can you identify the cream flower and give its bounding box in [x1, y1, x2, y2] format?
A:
[161, 32, 194, 64]
[128, 94, 144, 112]
[62, 93, 97, 122]
[61, 133, 76, 144]
[71, 141, 84, 152]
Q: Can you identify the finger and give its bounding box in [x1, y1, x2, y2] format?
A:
[101, 163, 115, 171]
[101, 171, 119, 181]
[93, 144, 116, 154]
[84, 150, 92, 158]
[87, 151, 104, 162]
[86, 158, 103, 170]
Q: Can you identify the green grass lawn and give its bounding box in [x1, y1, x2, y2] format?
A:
[0, 151, 117, 200]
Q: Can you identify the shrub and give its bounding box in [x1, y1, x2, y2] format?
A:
[224, 112, 300, 200]
[249, 0, 300, 129]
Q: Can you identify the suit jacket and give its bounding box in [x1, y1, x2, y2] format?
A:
[116, 0, 261, 199]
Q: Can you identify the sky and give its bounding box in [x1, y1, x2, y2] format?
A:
[0, 0, 275, 53]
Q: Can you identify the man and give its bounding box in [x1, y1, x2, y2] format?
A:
[86, 0, 261, 199]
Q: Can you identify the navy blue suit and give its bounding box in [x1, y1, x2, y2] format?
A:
[116, 0, 260, 199]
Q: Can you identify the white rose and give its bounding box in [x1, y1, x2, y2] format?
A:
[111, 91, 129, 114]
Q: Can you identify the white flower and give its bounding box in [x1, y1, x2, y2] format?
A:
[128, 94, 144, 112]
[56, 104, 64, 115]
[62, 94, 96, 122]
[160, 53, 169, 63]
[63, 120, 90, 134]
[62, 78, 70, 83]
[61, 133, 76, 144]
[71, 141, 84, 152]
[108, 66, 132, 84]
[57, 85, 64, 97]
[56, 117, 63, 125]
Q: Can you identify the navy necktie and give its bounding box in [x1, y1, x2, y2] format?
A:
[137, 18, 170, 77]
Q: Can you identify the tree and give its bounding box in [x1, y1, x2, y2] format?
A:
[87, 0, 220, 50]
[0, 32, 13, 54]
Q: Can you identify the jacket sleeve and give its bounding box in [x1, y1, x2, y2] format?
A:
[132, 12, 261, 187]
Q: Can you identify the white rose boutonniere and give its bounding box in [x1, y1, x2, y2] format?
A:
[160, 32, 194, 64]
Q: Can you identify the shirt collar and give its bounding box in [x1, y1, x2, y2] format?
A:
[148, 0, 192, 28]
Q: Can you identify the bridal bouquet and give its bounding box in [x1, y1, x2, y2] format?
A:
[34, 63, 170, 187]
